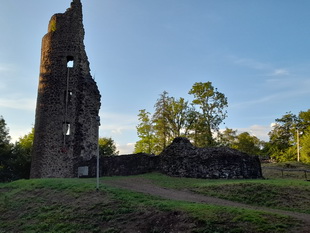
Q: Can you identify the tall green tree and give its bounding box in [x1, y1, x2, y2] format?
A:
[98, 137, 119, 157]
[135, 95, 198, 154]
[11, 128, 34, 179]
[217, 128, 238, 147]
[217, 128, 266, 156]
[165, 97, 195, 139]
[297, 109, 310, 132]
[268, 110, 310, 163]
[298, 110, 310, 163]
[188, 82, 228, 147]
[268, 112, 297, 162]
[231, 132, 264, 156]
[0, 116, 13, 182]
[153, 91, 172, 151]
[0, 116, 11, 144]
[300, 126, 310, 164]
[134, 109, 157, 154]
[134, 82, 228, 152]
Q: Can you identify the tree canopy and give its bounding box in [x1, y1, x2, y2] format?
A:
[217, 128, 265, 156]
[0, 116, 14, 181]
[98, 137, 119, 157]
[189, 82, 228, 147]
[267, 110, 310, 163]
[134, 82, 228, 154]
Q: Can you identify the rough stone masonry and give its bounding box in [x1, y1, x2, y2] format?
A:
[31, 0, 101, 178]
[83, 138, 262, 179]
[159, 137, 262, 179]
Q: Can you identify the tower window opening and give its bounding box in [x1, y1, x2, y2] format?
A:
[63, 122, 71, 135]
[67, 56, 74, 68]
[64, 90, 73, 103]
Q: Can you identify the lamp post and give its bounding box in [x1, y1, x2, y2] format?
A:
[296, 129, 300, 162]
[96, 116, 100, 191]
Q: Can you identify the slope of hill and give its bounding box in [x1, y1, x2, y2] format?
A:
[1, 173, 309, 233]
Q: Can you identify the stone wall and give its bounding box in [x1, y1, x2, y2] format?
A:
[31, 0, 101, 178]
[79, 153, 160, 177]
[81, 138, 262, 179]
[159, 137, 262, 179]
[102, 153, 160, 176]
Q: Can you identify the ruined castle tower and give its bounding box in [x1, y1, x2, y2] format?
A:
[30, 0, 101, 178]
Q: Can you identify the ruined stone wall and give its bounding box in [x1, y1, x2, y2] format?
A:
[79, 154, 160, 177]
[81, 138, 262, 179]
[159, 137, 262, 179]
[102, 154, 160, 176]
[31, 0, 101, 178]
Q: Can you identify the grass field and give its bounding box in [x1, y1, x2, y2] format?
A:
[1, 163, 309, 233]
[261, 162, 310, 180]
[140, 173, 310, 214]
[0, 164, 310, 233]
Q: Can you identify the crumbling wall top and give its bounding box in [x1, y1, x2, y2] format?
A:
[48, 0, 83, 34]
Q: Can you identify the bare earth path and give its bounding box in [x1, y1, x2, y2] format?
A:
[104, 177, 310, 232]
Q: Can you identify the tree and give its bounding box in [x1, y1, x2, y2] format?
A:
[134, 109, 157, 154]
[135, 95, 198, 154]
[0, 116, 13, 182]
[267, 110, 310, 163]
[231, 132, 264, 156]
[297, 109, 310, 132]
[153, 91, 171, 151]
[298, 110, 310, 163]
[268, 113, 297, 162]
[164, 96, 196, 140]
[217, 128, 266, 157]
[11, 128, 34, 179]
[188, 82, 228, 147]
[300, 126, 310, 164]
[217, 128, 237, 147]
[98, 137, 119, 157]
[0, 116, 11, 145]
[134, 82, 229, 152]
[165, 97, 186, 138]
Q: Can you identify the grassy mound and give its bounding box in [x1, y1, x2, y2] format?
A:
[0, 176, 307, 233]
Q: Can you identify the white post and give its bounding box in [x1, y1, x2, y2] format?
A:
[96, 116, 100, 191]
[297, 129, 300, 162]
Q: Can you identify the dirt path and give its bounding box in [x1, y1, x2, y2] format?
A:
[104, 177, 310, 230]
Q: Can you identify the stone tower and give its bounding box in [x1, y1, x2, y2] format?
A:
[31, 0, 101, 178]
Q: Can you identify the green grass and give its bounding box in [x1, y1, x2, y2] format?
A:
[106, 185, 297, 233]
[261, 162, 310, 179]
[0, 175, 307, 233]
[139, 173, 310, 213]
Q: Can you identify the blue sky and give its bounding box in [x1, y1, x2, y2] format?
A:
[1, 0, 309, 154]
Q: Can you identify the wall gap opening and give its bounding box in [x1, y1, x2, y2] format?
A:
[67, 56, 74, 68]
[63, 122, 71, 136]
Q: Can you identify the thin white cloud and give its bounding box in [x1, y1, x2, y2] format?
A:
[0, 64, 11, 72]
[265, 75, 310, 93]
[0, 97, 36, 111]
[100, 124, 136, 135]
[116, 142, 135, 155]
[271, 69, 290, 76]
[230, 94, 278, 108]
[270, 122, 277, 128]
[99, 112, 137, 135]
[0, 63, 16, 76]
[228, 56, 271, 70]
[100, 111, 137, 122]
[232, 77, 310, 109]
[9, 126, 33, 143]
[235, 124, 272, 141]
[228, 56, 292, 78]
[0, 82, 6, 90]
